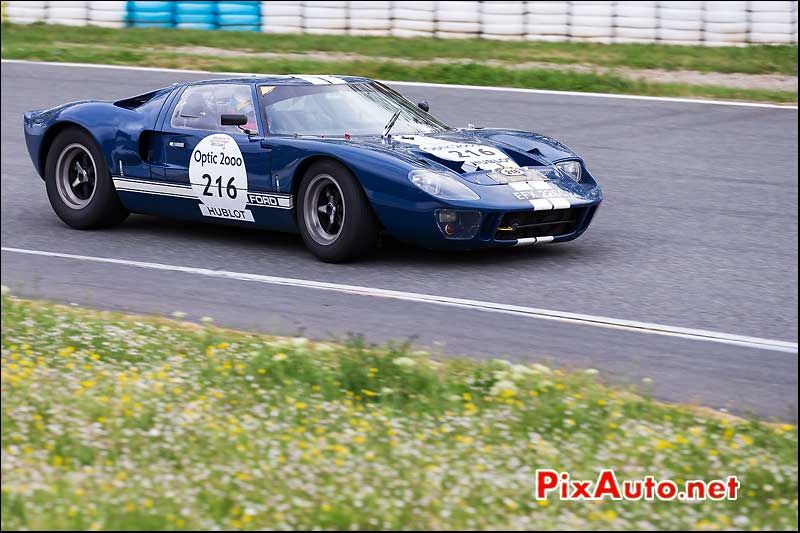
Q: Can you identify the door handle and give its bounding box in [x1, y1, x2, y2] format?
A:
[260, 139, 273, 150]
[169, 141, 185, 148]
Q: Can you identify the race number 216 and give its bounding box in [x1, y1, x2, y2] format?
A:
[202, 174, 237, 199]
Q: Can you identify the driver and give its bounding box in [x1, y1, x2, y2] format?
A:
[227, 90, 258, 133]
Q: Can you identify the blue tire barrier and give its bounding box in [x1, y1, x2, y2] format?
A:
[124, 1, 262, 32]
[218, 13, 260, 26]
[175, 2, 216, 15]
[217, 2, 260, 16]
[175, 13, 216, 25]
[176, 22, 217, 30]
[219, 25, 261, 32]
[127, 1, 173, 13]
[128, 11, 173, 24]
[129, 21, 175, 28]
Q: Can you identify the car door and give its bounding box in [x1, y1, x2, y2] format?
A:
[155, 82, 272, 223]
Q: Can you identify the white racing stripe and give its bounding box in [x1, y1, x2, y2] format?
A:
[113, 177, 194, 199]
[292, 74, 329, 85]
[1, 246, 796, 354]
[113, 177, 294, 209]
[315, 75, 347, 85]
[2, 59, 796, 110]
[529, 199, 553, 210]
[510, 180, 576, 210]
[549, 197, 571, 209]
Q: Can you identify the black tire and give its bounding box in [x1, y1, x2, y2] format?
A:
[296, 160, 379, 262]
[44, 127, 129, 229]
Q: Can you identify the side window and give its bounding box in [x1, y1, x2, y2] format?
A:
[170, 84, 258, 134]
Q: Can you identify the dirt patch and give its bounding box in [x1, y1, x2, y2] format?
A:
[614, 66, 796, 92]
[47, 41, 797, 93]
[174, 45, 798, 92]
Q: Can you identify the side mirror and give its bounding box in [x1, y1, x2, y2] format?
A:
[220, 114, 248, 126]
[417, 100, 430, 112]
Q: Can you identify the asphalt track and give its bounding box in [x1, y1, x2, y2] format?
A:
[1, 61, 797, 419]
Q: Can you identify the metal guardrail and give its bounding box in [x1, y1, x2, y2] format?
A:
[3, 1, 798, 45]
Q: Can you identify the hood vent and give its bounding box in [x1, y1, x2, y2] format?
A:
[415, 152, 468, 174]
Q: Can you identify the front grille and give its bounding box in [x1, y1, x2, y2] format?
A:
[494, 207, 586, 240]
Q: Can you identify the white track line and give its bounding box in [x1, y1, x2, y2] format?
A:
[2, 59, 796, 110]
[2, 246, 797, 354]
[384, 80, 799, 110]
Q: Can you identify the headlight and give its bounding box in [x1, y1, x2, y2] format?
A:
[408, 170, 480, 200]
[556, 160, 582, 182]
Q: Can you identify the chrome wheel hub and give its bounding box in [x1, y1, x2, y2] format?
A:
[303, 174, 345, 245]
[55, 143, 97, 209]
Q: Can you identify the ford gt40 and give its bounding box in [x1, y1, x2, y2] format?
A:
[24, 75, 602, 262]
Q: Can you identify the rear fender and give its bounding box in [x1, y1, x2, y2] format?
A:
[24, 88, 175, 180]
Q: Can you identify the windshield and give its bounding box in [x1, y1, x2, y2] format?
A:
[259, 82, 450, 136]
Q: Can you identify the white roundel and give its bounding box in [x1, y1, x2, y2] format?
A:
[189, 134, 252, 221]
[395, 135, 519, 173]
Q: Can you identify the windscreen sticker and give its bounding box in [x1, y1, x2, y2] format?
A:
[189, 134, 254, 222]
[395, 135, 520, 173]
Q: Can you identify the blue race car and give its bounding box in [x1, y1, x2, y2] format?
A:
[23, 75, 602, 262]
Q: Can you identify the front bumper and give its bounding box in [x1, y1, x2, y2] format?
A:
[376, 197, 602, 251]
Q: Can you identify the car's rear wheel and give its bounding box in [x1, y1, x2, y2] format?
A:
[45, 127, 129, 229]
[297, 160, 378, 262]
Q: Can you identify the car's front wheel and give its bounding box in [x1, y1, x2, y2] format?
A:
[45, 127, 129, 229]
[297, 160, 378, 262]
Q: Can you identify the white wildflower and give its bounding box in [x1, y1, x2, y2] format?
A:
[530, 363, 552, 374]
[493, 369, 510, 381]
[510, 364, 535, 380]
[733, 516, 749, 527]
[490, 379, 517, 396]
[314, 343, 335, 352]
[393, 357, 416, 368]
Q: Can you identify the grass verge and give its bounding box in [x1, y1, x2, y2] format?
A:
[1, 22, 797, 104]
[1, 291, 798, 530]
[2, 22, 797, 75]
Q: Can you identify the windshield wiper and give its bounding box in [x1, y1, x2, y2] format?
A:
[383, 109, 402, 138]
